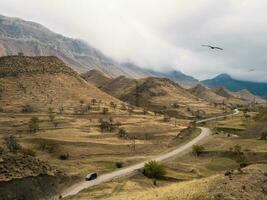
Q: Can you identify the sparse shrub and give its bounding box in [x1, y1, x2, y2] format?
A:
[4, 135, 21, 153]
[115, 121, 122, 127]
[120, 103, 127, 111]
[127, 106, 134, 115]
[0, 146, 4, 155]
[115, 161, 123, 168]
[143, 160, 166, 179]
[49, 113, 55, 122]
[192, 145, 205, 157]
[260, 131, 267, 141]
[59, 105, 64, 114]
[239, 161, 248, 168]
[22, 148, 36, 157]
[18, 52, 24, 56]
[110, 101, 117, 110]
[99, 120, 116, 132]
[102, 107, 109, 115]
[59, 153, 69, 160]
[48, 107, 54, 113]
[21, 104, 33, 113]
[172, 103, 180, 108]
[163, 115, 171, 122]
[233, 144, 242, 155]
[91, 98, 97, 105]
[118, 128, 127, 138]
[80, 100, 84, 105]
[38, 140, 59, 153]
[28, 117, 39, 133]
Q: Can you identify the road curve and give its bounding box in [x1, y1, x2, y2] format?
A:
[62, 109, 239, 198]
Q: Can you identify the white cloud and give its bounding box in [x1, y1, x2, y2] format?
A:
[0, 0, 267, 81]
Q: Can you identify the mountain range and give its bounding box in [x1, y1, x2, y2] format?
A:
[0, 14, 198, 87]
[0, 14, 266, 96]
[202, 74, 267, 98]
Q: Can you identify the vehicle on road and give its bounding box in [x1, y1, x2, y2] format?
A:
[85, 172, 97, 181]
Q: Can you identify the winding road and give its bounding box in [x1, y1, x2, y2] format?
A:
[62, 109, 239, 198]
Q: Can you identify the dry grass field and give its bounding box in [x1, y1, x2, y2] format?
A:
[65, 110, 267, 200]
[0, 108, 195, 177]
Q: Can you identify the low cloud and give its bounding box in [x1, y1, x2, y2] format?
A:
[0, 0, 266, 81]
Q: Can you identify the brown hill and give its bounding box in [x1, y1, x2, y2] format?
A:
[232, 89, 266, 104]
[189, 84, 226, 103]
[97, 76, 222, 118]
[81, 69, 112, 88]
[212, 87, 266, 105]
[0, 56, 120, 112]
[212, 87, 235, 98]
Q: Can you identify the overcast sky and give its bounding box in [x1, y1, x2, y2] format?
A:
[0, 0, 267, 82]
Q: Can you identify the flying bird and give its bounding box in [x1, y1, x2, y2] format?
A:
[202, 45, 223, 50]
[249, 69, 255, 72]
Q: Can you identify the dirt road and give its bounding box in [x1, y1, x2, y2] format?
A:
[62, 109, 239, 198]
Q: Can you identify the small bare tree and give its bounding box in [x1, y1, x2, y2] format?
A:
[29, 117, 39, 133]
[4, 135, 21, 153]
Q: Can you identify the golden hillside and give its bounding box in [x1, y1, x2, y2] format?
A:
[106, 164, 267, 200]
[0, 56, 120, 112]
[95, 75, 223, 118]
[189, 84, 226, 103]
[81, 69, 112, 88]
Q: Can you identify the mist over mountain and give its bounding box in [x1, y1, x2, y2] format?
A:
[0, 14, 137, 77]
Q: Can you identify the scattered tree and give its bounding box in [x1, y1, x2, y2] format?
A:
[192, 145, 205, 157]
[91, 98, 97, 105]
[110, 101, 117, 110]
[21, 104, 33, 113]
[59, 105, 64, 114]
[260, 131, 267, 142]
[28, 117, 39, 133]
[22, 148, 36, 157]
[118, 128, 127, 138]
[102, 107, 109, 115]
[143, 160, 166, 179]
[59, 153, 69, 160]
[172, 102, 180, 108]
[163, 115, 171, 122]
[4, 135, 21, 153]
[115, 161, 123, 168]
[49, 113, 55, 122]
[120, 103, 127, 111]
[99, 120, 116, 132]
[233, 144, 242, 155]
[80, 100, 84, 105]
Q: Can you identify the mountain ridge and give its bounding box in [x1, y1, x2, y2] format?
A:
[202, 73, 267, 97]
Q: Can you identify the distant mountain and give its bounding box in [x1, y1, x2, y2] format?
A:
[159, 70, 199, 88]
[120, 63, 199, 88]
[0, 14, 200, 84]
[202, 74, 267, 97]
